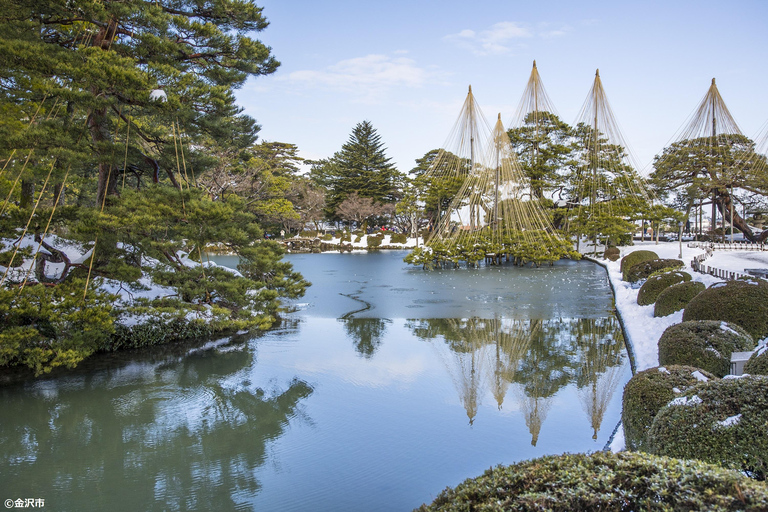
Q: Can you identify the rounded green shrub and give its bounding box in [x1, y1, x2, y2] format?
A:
[637, 271, 691, 306]
[654, 280, 705, 317]
[620, 249, 658, 279]
[622, 365, 716, 451]
[604, 246, 620, 261]
[744, 345, 768, 376]
[416, 451, 768, 511]
[626, 258, 684, 283]
[683, 279, 768, 340]
[658, 320, 755, 377]
[390, 233, 408, 244]
[367, 233, 383, 248]
[647, 375, 768, 479]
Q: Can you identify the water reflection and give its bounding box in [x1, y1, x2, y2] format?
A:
[0, 338, 313, 511]
[406, 317, 625, 444]
[340, 317, 391, 358]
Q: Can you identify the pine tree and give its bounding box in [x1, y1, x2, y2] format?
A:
[324, 121, 399, 218]
[0, 0, 279, 206]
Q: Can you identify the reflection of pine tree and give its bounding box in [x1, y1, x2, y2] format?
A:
[513, 320, 575, 398]
[341, 318, 391, 358]
[512, 319, 577, 446]
[0, 345, 313, 511]
[573, 318, 626, 440]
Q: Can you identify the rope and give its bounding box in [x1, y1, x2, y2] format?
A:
[176, 118, 192, 188]
[0, 150, 34, 216]
[0, 158, 56, 286]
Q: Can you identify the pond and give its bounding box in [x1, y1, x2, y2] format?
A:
[0, 251, 631, 512]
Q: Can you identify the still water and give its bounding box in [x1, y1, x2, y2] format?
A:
[0, 251, 631, 511]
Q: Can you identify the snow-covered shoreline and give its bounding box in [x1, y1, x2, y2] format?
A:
[600, 241, 768, 373]
[597, 240, 768, 452]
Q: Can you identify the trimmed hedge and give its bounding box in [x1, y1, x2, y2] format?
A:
[744, 345, 768, 376]
[390, 233, 408, 244]
[647, 375, 768, 479]
[625, 258, 684, 283]
[658, 320, 755, 377]
[654, 280, 705, 317]
[620, 250, 658, 280]
[622, 365, 716, 451]
[367, 233, 384, 248]
[604, 246, 620, 261]
[637, 271, 691, 306]
[415, 451, 768, 511]
[683, 279, 768, 340]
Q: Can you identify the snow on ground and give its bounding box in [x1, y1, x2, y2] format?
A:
[602, 240, 768, 452]
[301, 232, 422, 249]
[601, 241, 768, 372]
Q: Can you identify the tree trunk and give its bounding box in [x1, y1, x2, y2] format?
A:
[716, 189, 757, 242]
[90, 102, 119, 208]
[20, 180, 34, 209]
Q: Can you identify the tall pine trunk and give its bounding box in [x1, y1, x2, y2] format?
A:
[89, 102, 118, 207]
[20, 180, 34, 209]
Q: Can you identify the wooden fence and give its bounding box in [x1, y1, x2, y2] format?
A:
[688, 242, 766, 281]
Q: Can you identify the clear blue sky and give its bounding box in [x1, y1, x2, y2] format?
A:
[236, 0, 768, 175]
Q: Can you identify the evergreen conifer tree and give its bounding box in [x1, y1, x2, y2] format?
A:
[0, 0, 279, 205]
[324, 121, 399, 218]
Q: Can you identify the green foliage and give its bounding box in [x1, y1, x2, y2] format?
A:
[0, 247, 32, 268]
[507, 112, 575, 200]
[404, 231, 579, 270]
[683, 279, 768, 340]
[319, 121, 400, 219]
[658, 320, 755, 377]
[647, 375, 768, 479]
[654, 280, 705, 317]
[366, 233, 384, 248]
[637, 271, 691, 306]
[108, 317, 213, 352]
[622, 365, 717, 451]
[625, 258, 684, 283]
[744, 345, 768, 376]
[0, 279, 116, 375]
[0, 0, 279, 205]
[620, 250, 658, 278]
[415, 451, 768, 511]
[389, 232, 407, 244]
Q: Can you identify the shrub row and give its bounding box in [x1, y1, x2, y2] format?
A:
[626, 258, 684, 283]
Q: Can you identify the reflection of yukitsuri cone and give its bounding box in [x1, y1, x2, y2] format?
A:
[430, 319, 489, 425]
[486, 319, 539, 410]
[578, 364, 624, 440]
[575, 318, 626, 440]
[519, 393, 552, 447]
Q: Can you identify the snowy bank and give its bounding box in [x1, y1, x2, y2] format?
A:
[603, 241, 768, 373]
